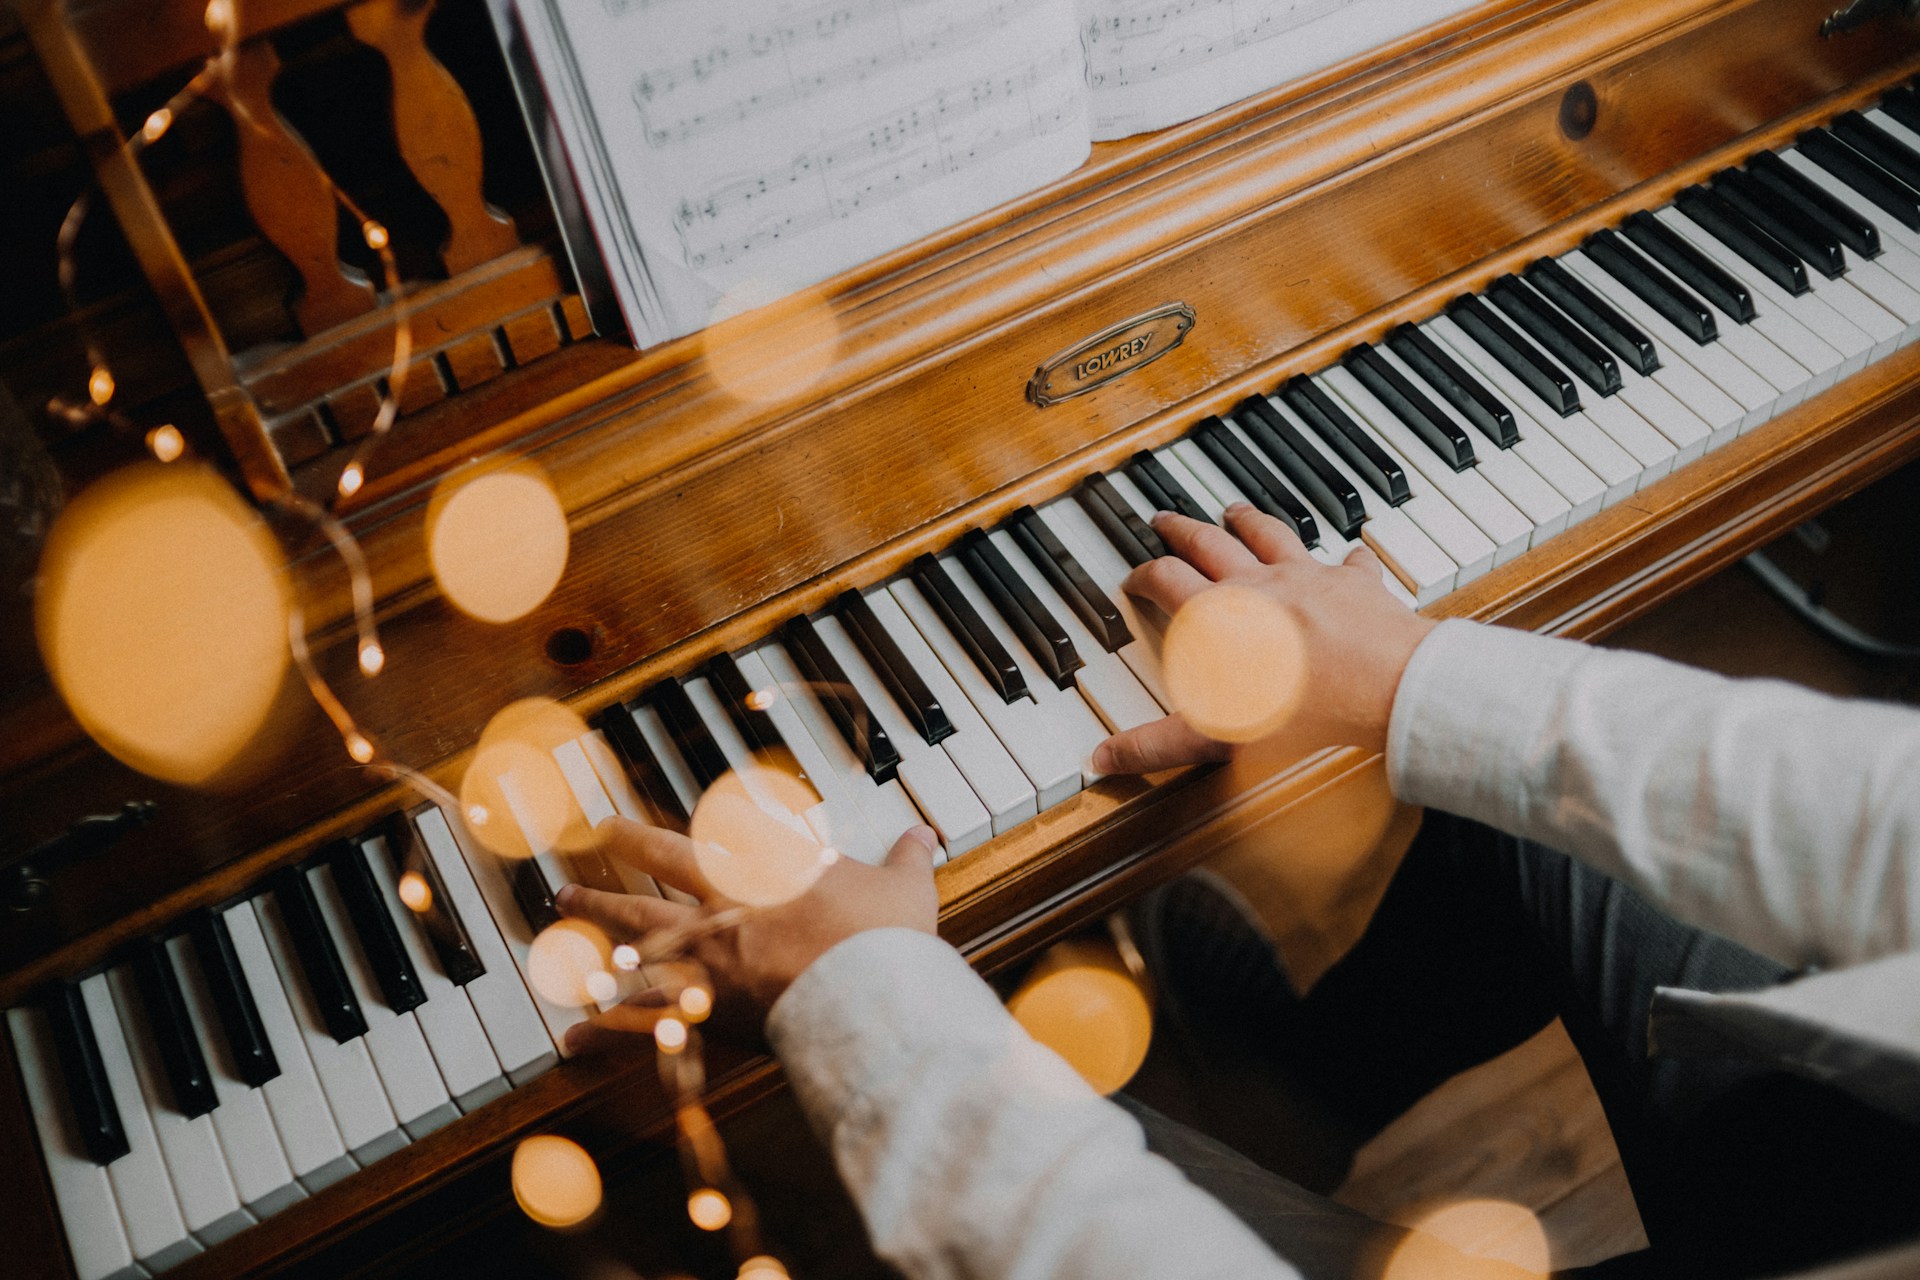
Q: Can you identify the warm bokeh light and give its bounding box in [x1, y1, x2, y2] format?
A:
[426, 461, 569, 624]
[337, 461, 365, 497]
[584, 970, 618, 1004]
[739, 1257, 790, 1280]
[745, 688, 774, 711]
[1006, 937, 1153, 1096]
[511, 1135, 603, 1230]
[145, 424, 184, 462]
[397, 870, 432, 913]
[362, 220, 390, 251]
[345, 731, 375, 764]
[655, 1016, 689, 1053]
[1383, 1199, 1552, 1278]
[358, 640, 385, 676]
[611, 943, 640, 972]
[36, 462, 290, 786]
[527, 919, 615, 1008]
[141, 107, 172, 143]
[688, 764, 830, 907]
[460, 697, 593, 860]
[687, 1187, 732, 1231]
[679, 986, 713, 1021]
[1161, 583, 1307, 743]
[203, 0, 234, 36]
[701, 283, 841, 407]
[87, 364, 114, 406]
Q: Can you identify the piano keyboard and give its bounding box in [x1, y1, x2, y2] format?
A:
[22, 92, 1920, 1279]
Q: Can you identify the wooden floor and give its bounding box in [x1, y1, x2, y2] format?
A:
[1186, 465, 1920, 1274]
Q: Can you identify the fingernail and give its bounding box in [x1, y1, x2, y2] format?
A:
[555, 883, 577, 912]
[1089, 742, 1114, 774]
[563, 1025, 585, 1053]
[907, 823, 938, 851]
[1226, 501, 1253, 517]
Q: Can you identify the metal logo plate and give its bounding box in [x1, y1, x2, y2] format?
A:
[1026, 302, 1196, 407]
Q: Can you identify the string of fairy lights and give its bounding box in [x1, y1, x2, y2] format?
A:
[43, 1, 785, 1272]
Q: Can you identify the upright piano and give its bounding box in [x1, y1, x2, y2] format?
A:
[7, 0, 1920, 1275]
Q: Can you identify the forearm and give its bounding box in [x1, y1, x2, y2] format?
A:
[1386, 620, 1920, 967]
[766, 929, 1298, 1280]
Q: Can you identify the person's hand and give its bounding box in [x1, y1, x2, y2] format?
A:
[1091, 504, 1435, 774]
[554, 817, 940, 1051]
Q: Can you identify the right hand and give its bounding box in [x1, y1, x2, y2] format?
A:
[1091, 504, 1435, 775]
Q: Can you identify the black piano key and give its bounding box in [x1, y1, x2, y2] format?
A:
[1006, 506, 1134, 653]
[649, 677, 730, 794]
[270, 866, 367, 1043]
[1747, 150, 1881, 258]
[832, 590, 955, 746]
[704, 652, 813, 778]
[1123, 453, 1206, 528]
[1446, 295, 1583, 415]
[1622, 209, 1756, 322]
[1880, 84, 1920, 138]
[1673, 185, 1808, 295]
[1232, 394, 1369, 535]
[1190, 417, 1321, 548]
[1585, 228, 1720, 343]
[1339, 346, 1478, 471]
[1279, 375, 1411, 503]
[1486, 275, 1622, 395]
[329, 842, 427, 1015]
[1386, 322, 1520, 448]
[1078, 473, 1161, 567]
[44, 982, 129, 1164]
[909, 553, 1027, 705]
[956, 530, 1086, 689]
[1712, 167, 1848, 279]
[781, 614, 902, 781]
[1524, 258, 1661, 375]
[380, 815, 485, 986]
[1798, 127, 1920, 232]
[509, 858, 561, 934]
[128, 937, 219, 1117]
[1831, 111, 1920, 195]
[187, 910, 280, 1085]
[592, 704, 691, 829]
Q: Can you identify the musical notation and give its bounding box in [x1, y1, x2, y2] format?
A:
[1081, 0, 1348, 90]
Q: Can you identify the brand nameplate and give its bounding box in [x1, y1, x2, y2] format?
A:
[1026, 303, 1196, 407]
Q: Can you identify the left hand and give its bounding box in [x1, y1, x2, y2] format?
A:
[555, 817, 940, 1052]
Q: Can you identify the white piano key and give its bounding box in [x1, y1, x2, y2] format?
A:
[102, 964, 251, 1246]
[409, 807, 560, 1084]
[986, 526, 1163, 733]
[1805, 268, 1904, 360]
[218, 903, 356, 1191]
[496, 770, 600, 948]
[1653, 205, 1854, 390]
[418, 806, 593, 1056]
[249, 894, 407, 1162]
[1315, 368, 1503, 578]
[798, 620, 993, 858]
[890, 573, 1093, 808]
[1424, 315, 1642, 504]
[1370, 343, 1575, 541]
[1213, 413, 1366, 568]
[362, 834, 511, 1113]
[1561, 249, 1781, 436]
[1169, 432, 1335, 566]
[684, 671, 882, 863]
[8, 1004, 144, 1280]
[755, 639, 928, 862]
[1151, 446, 1228, 520]
[1041, 487, 1180, 695]
[303, 865, 455, 1139]
[78, 973, 199, 1272]
[554, 734, 666, 898]
[1832, 249, 1920, 340]
[1607, 363, 1714, 463]
[165, 933, 303, 1218]
[862, 584, 1039, 834]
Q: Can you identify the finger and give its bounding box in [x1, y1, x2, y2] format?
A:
[555, 881, 699, 939]
[1123, 556, 1213, 616]
[562, 1000, 674, 1055]
[593, 816, 716, 899]
[1343, 542, 1387, 577]
[1152, 510, 1259, 579]
[1225, 503, 1312, 565]
[883, 824, 939, 875]
[1090, 713, 1232, 775]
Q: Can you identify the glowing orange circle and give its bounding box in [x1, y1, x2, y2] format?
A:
[36, 463, 289, 786]
[1161, 584, 1308, 744]
[689, 765, 829, 907]
[427, 463, 569, 623]
[1006, 940, 1154, 1097]
[511, 1135, 602, 1229]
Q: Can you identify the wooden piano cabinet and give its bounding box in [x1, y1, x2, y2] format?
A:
[9, 0, 1920, 1275]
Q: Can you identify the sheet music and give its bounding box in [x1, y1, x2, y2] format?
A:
[527, 0, 1091, 344]
[1080, 0, 1483, 140]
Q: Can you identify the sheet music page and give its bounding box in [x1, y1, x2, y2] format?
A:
[1080, 0, 1483, 140]
[529, 0, 1091, 343]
